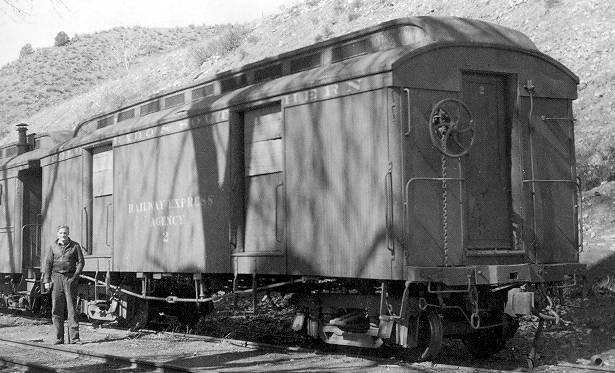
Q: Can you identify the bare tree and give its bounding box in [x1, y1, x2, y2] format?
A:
[109, 34, 144, 71]
[1, 0, 68, 17]
[0, 0, 33, 16]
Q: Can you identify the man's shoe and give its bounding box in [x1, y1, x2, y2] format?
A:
[70, 339, 81, 344]
[53, 340, 64, 345]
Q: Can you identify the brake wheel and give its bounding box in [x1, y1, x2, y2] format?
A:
[429, 98, 475, 157]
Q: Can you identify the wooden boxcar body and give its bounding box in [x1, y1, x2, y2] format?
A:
[0, 130, 72, 309]
[2, 17, 584, 358]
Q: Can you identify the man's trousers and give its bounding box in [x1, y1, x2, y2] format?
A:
[51, 272, 80, 343]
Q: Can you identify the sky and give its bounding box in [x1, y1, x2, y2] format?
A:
[0, 0, 295, 66]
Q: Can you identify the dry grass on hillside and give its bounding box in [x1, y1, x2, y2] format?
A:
[0, 23, 225, 137]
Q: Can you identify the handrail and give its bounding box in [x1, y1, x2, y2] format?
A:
[522, 178, 582, 253]
[105, 203, 112, 247]
[576, 177, 584, 253]
[275, 182, 283, 243]
[404, 176, 465, 257]
[385, 166, 393, 255]
[540, 115, 575, 122]
[524, 83, 539, 261]
[403, 88, 411, 136]
[82, 206, 90, 254]
[21, 223, 41, 266]
[522, 179, 576, 184]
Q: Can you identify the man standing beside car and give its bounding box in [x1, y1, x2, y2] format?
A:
[42, 225, 85, 344]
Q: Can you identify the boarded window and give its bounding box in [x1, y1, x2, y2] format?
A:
[92, 146, 113, 197]
[244, 140, 283, 176]
[242, 104, 284, 253]
[244, 104, 283, 176]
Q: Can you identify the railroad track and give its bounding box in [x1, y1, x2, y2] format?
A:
[0, 337, 195, 372]
[125, 329, 615, 373]
[1, 312, 613, 373]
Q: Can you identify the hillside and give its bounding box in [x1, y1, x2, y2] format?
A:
[0, 0, 613, 188]
[0, 23, 232, 137]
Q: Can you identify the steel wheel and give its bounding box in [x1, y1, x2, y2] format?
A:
[407, 310, 443, 361]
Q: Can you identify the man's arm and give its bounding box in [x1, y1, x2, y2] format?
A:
[42, 247, 53, 283]
[72, 243, 85, 280]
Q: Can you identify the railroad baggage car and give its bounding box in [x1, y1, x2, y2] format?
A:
[1, 17, 584, 359]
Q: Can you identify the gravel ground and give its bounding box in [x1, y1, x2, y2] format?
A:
[2, 292, 614, 372]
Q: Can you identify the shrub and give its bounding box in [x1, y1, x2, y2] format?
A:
[332, 0, 345, 16]
[19, 43, 34, 59]
[578, 147, 615, 190]
[54, 31, 70, 47]
[207, 24, 251, 57]
[347, 9, 360, 21]
[190, 44, 212, 67]
[314, 25, 334, 42]
[349, 0, 364, 9]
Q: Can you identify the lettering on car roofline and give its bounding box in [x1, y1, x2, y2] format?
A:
[282, 79, 363, 107]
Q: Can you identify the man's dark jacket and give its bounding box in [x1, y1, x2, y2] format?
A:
[42, 239, 85, 283]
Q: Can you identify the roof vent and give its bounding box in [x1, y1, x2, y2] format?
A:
[192, 84, 215, 100]
[290, 53, 321, 73]
[117, 108, 135, 122]
[164, 93, 185, 108]
[254, 64, 282, 83]
[97, 116, 114, 129]
[332, 38, 370, 62]
[220, 74, 247, 93]
[140, 100, 161, 116]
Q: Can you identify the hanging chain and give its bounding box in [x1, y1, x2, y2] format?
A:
[441, 135, 449, 267]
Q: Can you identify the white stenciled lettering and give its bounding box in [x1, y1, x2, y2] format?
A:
[151, 215, 185, 226]
[308, 89, 318, 101]
[128, 201, 154, 214]
[128, 195, 205, 214]
[347, 79, 361, 91]
[324, 84, 339, 98]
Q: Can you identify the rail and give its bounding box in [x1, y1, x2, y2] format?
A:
[0, 337, 194, 372]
